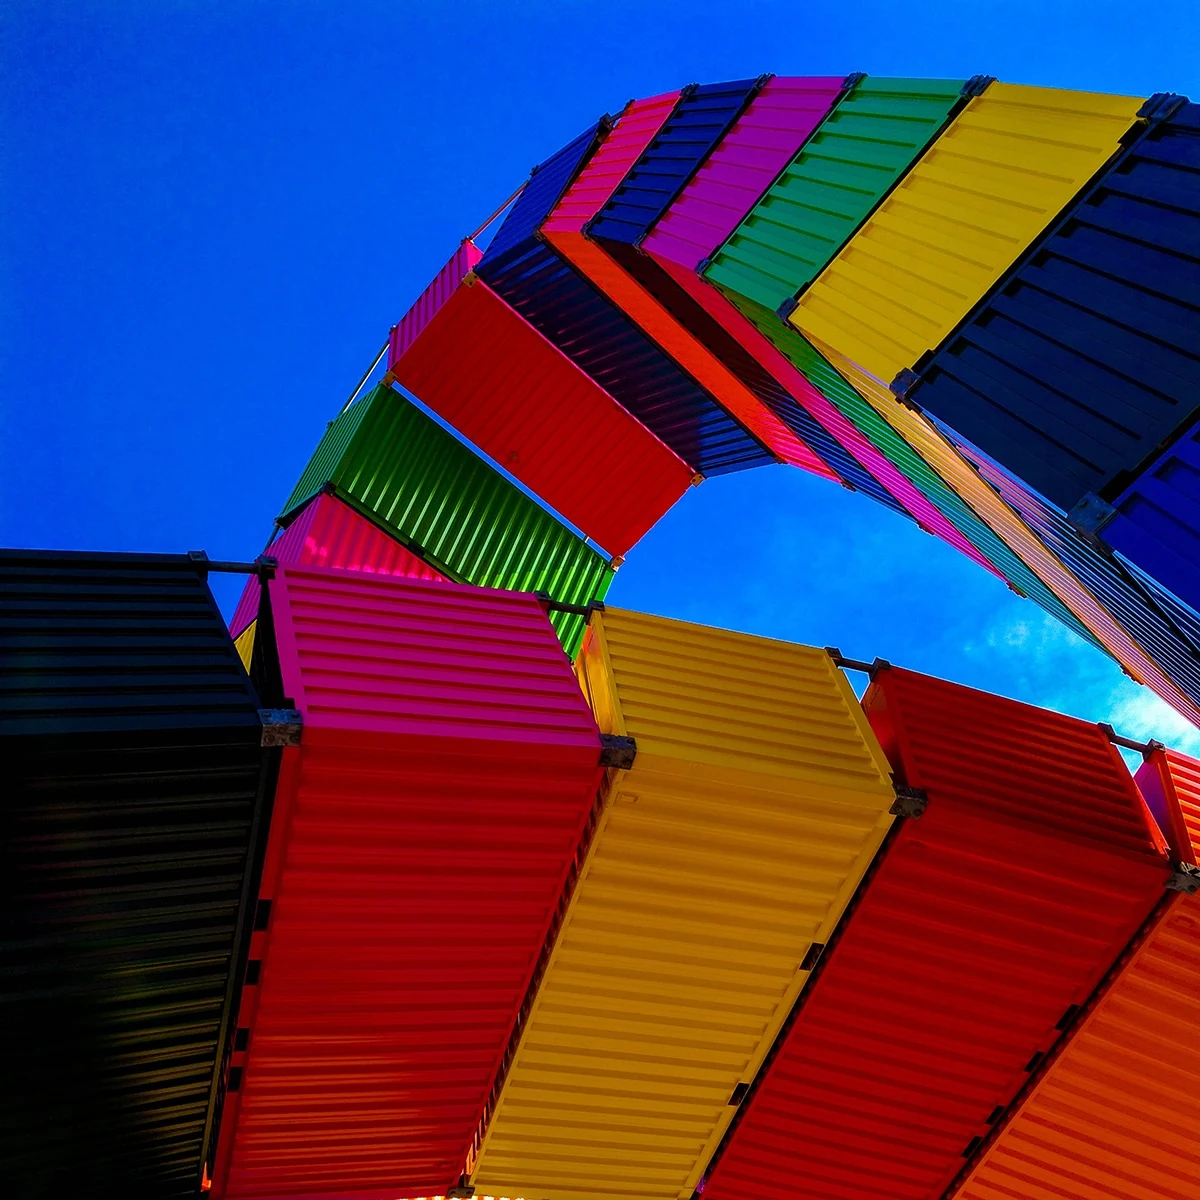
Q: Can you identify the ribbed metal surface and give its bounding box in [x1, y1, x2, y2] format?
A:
[704, 76, 966, 311]
[907, 99, 1200, 513]
[389, 265, 694, 557]
[794, 83, 1145, 383]
[703, 666, 1170, 1200]
[230, 492, 445, 639]
[953, 748, 1200, 1200]
[587, 79, 762, 246]
[471, 609, 896, 1200]
[540, 103, 831, 475]
[810, 333, 1200, 727]
[389, 240, 482, 360]
[1138, 746, 1200, 863]
[955, 438, 1200, 709]
[484, 120, 609, 266]
[1118, 548, 1200, 671]
[213, 566, 603, 1199]
[1105, 416, 1200, 619]
[1, 550, 268, 1199]
[642, 76, 847, 271]
[279, 383, 614, 657]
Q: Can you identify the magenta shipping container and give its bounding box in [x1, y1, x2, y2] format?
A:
[228, 492, 446, 637]
[641, 76, 847, 273]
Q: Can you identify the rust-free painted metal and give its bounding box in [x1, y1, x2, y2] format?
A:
[952, 746, 1200, 1200]
[211, 566, 604, 1199]
[702, 666, 1171, 1200]
[388, 246, 695, 557]
[470, 608, 897, 1200]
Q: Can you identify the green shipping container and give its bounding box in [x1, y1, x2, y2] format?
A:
[280, 384, 614, 655]
[703, 76, 969, 313]
[738, 298, 1103, 651]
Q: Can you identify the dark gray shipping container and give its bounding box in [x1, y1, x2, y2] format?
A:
[0, 550, 276, 1199]
[901, 95, 1200, 514]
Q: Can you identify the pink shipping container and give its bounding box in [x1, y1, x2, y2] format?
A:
[641, 76, 847, 273]
[228, 492, 445, 638]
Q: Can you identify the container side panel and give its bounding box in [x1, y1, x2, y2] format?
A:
[703, 77, 965, 310]
[388, 242, 483, 362]
[792, 83, 1145, 381]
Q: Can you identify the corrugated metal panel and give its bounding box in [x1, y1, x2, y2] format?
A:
[389, 240, 483, 359]
[1, 550, 269, 1198]
[793, 83, 1147, 385]
[483, 120, 610, 266]
[809, 333, 1200, 727]
[540, 100, 835, 476]
[1138, 746, 1200, 863]
[470, 608, 897, 1200]
[742, 307, 1107, 644]
[279, 383, 613, 657]
[586, 79, 762, 246]
[703, 76, 967, 312]
[952, 747, 1200, 1200]
[1118, 548, 1200, 668]
[213, 566, 604, 1199]
[703, 665, 1171, 1200]
[388, 259, 694, 557]
[642, 76, 848, 271]
[1103, 417, 1200, 619]
[230, 492, 446, 639]
[478, 237, 774, 475]
[954, 438, 1200, 709]
[903, 97, 1198, 513]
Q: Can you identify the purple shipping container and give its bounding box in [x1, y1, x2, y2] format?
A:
[641, 76, 847, 271]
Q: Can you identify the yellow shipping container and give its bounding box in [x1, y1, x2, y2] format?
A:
[234, 620, 256, 672]
[806, 332, 1200, 728]
[790, 83, 1145, 382]
[469, 607, 898, 1200]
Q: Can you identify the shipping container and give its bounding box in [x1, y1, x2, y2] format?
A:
[703, 76, 970, 313]
[1, 550, 272, 1199]
[702, 665, 1172, 1200]
[469, 608, 897, 1200]
[642, 76, 847, 273]
[952, 436, 1200, 709]
[899, 96, 1198, 514]
[809, 332, 1200, 726]
[952, 746, 1200, 1200]
[791, 83, 1145, 382]
[278, 383, 613, 656]
[1095, 415, 1200, 619]
[211, 566, 605, 1199]
[586, 78, 764, 246]
[479, 126, 775, 476]
[230, 492, 446, 639]
[387, 245, 695, 557]
[542, 94, 837, 474]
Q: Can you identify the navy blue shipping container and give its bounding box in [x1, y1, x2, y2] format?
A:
[0, 550, 278, 1199]
[955, 444, 1200, 707]
[587, 78, 765, 245]
[1118, 544, 1200, 663]
[901, 95, 1200, 514]
[1097, 417, 1200, 617]
[478, 128, 774, 476]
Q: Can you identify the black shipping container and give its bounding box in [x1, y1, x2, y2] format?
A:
[0, 550, 276, 1199]
[901, 95, 1200, 514]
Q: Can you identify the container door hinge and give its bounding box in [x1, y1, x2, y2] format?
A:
[891, 785, 928, 819]
[1067, 493, 1117, 539]
[1167, 862, 1200, 894]
[599, 734, 637, 770]
[260, 709, 303, 747]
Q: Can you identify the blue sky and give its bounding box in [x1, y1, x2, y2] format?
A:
[4, 0, 1200, 754]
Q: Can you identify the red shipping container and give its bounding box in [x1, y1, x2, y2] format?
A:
[701, 666, 1171, 1200]
[228, 492, 445, 638]
[387, 245, 695, 559]
[211, 565, 604, 1200]
[541, 93, 836, 478]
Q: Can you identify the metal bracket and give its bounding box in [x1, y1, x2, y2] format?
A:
[890, 367, 921, 399]
[599, 734, 637, 770]
[891, 785, 928, 819]
[259, 709, 303, 748]
[777, 296, 799, 322]
[961, 75, 996, 97]
[1167, 862, 1200, 894]
[841, 71, 867, 91]
[825, 647, 892, 676]
[1067, 493, 1117, 539]
[1136, 92, 1186, 123]
[535, 592, 606, 618]
[447, 1188, 475, 1199]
